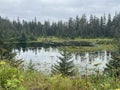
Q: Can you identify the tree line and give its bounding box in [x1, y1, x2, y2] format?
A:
[0, 13, 120, 41]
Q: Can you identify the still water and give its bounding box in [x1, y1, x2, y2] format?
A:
[13, 47, 111, 74]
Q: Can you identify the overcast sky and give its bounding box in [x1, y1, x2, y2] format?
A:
[0, 0, 120, 22]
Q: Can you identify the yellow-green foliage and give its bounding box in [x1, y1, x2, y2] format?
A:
[0, 60, 120, 90]
[22, 73, 120, 90]
[37, 37, 114, 52]
[37, 37, 113, 43]
[22, 70, 47, 90]
[48, 74, 73, 90]
[0, 60, 25, 90]
[64, 44, 115, 53]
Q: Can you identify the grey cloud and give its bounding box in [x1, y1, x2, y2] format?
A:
[0, 0, 120, 22]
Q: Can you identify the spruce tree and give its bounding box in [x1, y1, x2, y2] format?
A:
[105, 53, 120, 77]
[104, 33, 120, 77]
[52, 49, 75, 76]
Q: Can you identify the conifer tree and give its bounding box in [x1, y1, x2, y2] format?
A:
[52, 49, 75, 76]
[105, 32, 120, 77]
[105, 53, 120, 77]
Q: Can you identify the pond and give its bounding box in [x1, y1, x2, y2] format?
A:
[13, 47, 112, 74]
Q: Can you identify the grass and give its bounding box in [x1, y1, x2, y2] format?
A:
[22, 72, 120, 90]
[37, 36, 113, 43]
[5, 36, 115, 52]
[37, 37, 115, 52]
[63, 44, 116, 53]
[0, 59, 120, 90]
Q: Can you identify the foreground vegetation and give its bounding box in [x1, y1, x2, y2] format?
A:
[0, 60, 120, 90]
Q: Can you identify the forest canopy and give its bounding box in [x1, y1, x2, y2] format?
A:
[0, 13, 120, 41]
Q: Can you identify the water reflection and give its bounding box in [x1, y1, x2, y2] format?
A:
[73, 51, 111, 74]
[13, 47, 111, 74]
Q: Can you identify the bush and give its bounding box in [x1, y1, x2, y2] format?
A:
[0, 61, 25, 90]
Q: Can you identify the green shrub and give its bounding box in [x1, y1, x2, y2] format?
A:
[0, 61, 25, 90]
